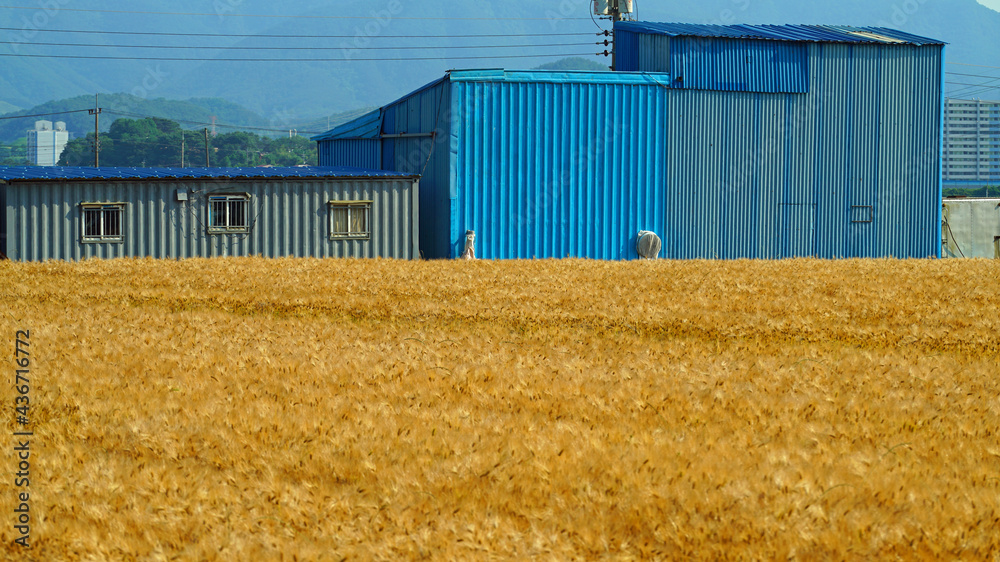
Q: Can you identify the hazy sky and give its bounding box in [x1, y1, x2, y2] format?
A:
[978, 0, 1000, 10]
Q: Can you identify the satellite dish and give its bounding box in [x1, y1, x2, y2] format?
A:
[637, 231, 662, 259]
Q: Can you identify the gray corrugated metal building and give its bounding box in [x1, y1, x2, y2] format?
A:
[314, 23, 945, 260]
[941, 197, 1000, 258]
[0, 166, 419, 261]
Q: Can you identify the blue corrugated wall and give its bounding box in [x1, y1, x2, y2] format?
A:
[317, 139, 381, 170]
[616, 32, 809, 93]
[1, 184, 7, 257]
[451, 79, 667, 259]
[319, 42, 942, 260]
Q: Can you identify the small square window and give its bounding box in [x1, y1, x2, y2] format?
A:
[329, 201, 371, 240]
[81, 203, 125, 243]
[208, 194, 250, 234]
[850, 205, 874, 224]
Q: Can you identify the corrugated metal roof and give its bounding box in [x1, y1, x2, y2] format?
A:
[446, 69, 671, 84]
[310, 72, 676, 142]
[313, 110, 383, 141]
[0, 165, 414, 182]
[615, 22, 945, 46]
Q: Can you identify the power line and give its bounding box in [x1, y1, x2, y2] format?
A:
[946, 71, 1000, 80]
[948, 62, 1000, 70]
[946, 81, 1000, 90]
[103, 110, 326, 135]
[0, 40, 598, 51]
[947, 80, 1000, 97]
[0, 5, 592, 20]
[0, 109, 92, 120]
[0, 51, 598, 62]
[0, 26, 597, 39]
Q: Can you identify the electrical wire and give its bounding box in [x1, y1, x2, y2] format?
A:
[942, 217, 966, 258]
[944, 81, 1000, 100]
[0, 109, 93, 120]
[946, 71, 1000, 79]
[0, 5, 593, 20]
[0, 26, 598, 39]
[946, 81, 1000, 90]
[104, 110, 324, 135]
[0, 40, 597, 51]
[948, 61, 1000, 70]
[0, 52, 598, 62]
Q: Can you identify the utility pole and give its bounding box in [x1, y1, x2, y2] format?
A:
[609, 0, 625, 21]
[181, 131, 185, 167]
[88, 94, 102, 167]
[610, 0, 625, 71]
[204, 128, 210, 167]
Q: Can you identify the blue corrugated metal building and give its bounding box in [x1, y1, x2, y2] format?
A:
[1, 166, 419, 261]
[314, 23, 945, 260]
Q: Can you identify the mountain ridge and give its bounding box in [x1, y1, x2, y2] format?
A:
[2, 0, 999, 133]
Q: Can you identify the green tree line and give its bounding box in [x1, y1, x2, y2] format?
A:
[59, 117, 316, 167]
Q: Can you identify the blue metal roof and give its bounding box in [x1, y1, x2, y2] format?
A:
[310, 70, 676, 142]
[0, 165, 415, 182]
[615, 22, 946, 46]
[313, 110, 383, 141]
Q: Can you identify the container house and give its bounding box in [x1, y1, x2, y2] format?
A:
[0, 166, 419, 261]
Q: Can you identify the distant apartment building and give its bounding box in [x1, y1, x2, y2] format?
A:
[943, 98, 1000, 190]
[26, 120, 70, 166]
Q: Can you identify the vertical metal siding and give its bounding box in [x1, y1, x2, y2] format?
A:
[670, 37, 809, 94]
[5, 178, 418, 261]
[452, 80, 667, 260]
[317, 80, 450, 259]
[318, 139, 381, 170]
[615, 30, 639, 72]
[1, 184, 7, 257]
[638, 34, 671, 73]
[446, 43, 941, 260]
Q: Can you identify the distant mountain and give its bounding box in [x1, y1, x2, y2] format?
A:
[0, 101, 20, 113]
[535, 58, 610, 71]
[291, 107, 379, 138]
[2, 0, 999, 128]
[0, 95, 270, 143]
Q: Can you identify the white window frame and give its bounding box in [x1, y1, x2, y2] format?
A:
[329, 201, 372, 240]
[80, 203, 125, 243]
[207, 194, 251, 234]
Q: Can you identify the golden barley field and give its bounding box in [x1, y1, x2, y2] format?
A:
[1, 257, 999, 560]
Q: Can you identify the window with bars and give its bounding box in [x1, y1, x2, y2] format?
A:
[208, 194, 250, 233]
[329, 201, 371, 240]
[81, 204, 125, 242]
